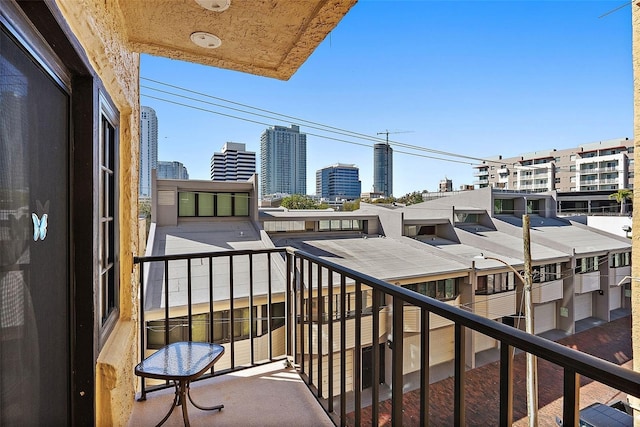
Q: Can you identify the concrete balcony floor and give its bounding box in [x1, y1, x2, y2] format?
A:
[128, 361, 333, 427]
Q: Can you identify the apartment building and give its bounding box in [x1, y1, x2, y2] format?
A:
[473, 138, 634, 192]
[142, 171, 632, 406]
[373, 142, 393, 197]
[210, 142, 256, 182]
[140, 106, 159, 197]
[260, 125, 307, 197]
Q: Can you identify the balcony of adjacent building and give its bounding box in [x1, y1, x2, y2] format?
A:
[126, 247, 640, 426]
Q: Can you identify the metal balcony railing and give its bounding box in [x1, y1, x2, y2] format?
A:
[134, 248, 640, 426]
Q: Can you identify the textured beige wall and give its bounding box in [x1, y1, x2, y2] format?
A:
[54, 1, 140, 425]
[633, 1, 640, 418]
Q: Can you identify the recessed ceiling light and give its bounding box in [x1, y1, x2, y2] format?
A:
[194, 0, 230, 12]
[190, 32, 222, 49]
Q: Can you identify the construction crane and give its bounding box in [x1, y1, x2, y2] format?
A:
[376, 130, 413, 145]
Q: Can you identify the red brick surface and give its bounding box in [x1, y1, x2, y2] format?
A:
[346, 316, 632, 426]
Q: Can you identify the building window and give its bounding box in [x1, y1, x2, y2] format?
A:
[99, 96, 119, 339]
[318, 219, 363, 231]
[405, 278, 460, 301]
[177, 191, 250, 217]
[476, 272, 516, 295]
[611, 252, 631, 268]
[494, 199, 515, 215]
[454, 212, 480, 223]
[575, 256, 599, 274]
[532, 263, 561, 283]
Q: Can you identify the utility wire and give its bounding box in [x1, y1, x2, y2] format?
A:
[141, 77, 504, 165]
[141, 93, 474, 166]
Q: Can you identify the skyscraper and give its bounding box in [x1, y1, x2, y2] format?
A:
[316, 163, 361, 200]
[211, 142, 256, 181]
[373, 143, 393, 197]
[157, 161, 189, 180]
[140, 106, 158, 197]
[260, 124, 306, 197]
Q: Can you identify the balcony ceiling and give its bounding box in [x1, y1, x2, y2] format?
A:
[119, 0, 357, 80]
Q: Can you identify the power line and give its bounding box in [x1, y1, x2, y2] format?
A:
[141, 93, 475, 166]
[140, 77, 505, 165]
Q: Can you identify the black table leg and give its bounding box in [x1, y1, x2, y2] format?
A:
[186, 381, 224, 412]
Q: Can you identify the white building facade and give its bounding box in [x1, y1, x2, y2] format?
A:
[473, 138, 634, 192]
[211, 142, 256, 181]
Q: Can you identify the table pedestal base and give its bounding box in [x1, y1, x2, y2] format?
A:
[154, 380, 223, 427]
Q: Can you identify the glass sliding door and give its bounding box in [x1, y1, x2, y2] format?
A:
[0, 23, 70, 425]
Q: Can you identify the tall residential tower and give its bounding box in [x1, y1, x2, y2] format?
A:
[373, 143, 393, 197]
[260, 124, 306, 197]
[211, 142, 256, 181]
[140, 106, 158, 197]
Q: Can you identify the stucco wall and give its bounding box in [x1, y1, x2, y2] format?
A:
[54, 1, 140, 425]
[632, 0, 640, 417]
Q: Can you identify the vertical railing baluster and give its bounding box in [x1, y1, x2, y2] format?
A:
[308, 259, 313, 384]
[454, 324, 466, 426]
[187, 259, 192, 341]
[327, 269, 334, 414]
[267, 252, 273, 360]
[286, 251, 293, 359]
[372, 289, 380, 426]
[299, 257, 305, 375]
[318, 265, 323, 397]
[208, 256, 214, 343]
[138, 259, 146, 400]
[354, 281, 362, 427]
[392, 297, 404, 425]
[249, 253, 254, 366]
[499, 343, 513, 426]
[208, 256, 215, 376]
[164, 259, 170, 347]
[340, 275, 347, 426]
[563, 368, 579, 427]
[420, 306, 430, 427]
[229, 255, 235, 369]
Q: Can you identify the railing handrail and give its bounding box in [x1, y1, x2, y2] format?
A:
[133, 247, 287, 264]
[134, 246, 640, 421]
[292, 248, 640, 397]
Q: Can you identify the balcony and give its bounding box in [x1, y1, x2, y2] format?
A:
[532, 279, 563, 304]
[131, 248, 640, 426]
[575, 271, 601, 294]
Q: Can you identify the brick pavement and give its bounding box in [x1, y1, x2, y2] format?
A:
[345, 315, 632, 426]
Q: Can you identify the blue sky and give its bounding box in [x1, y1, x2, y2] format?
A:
[141, 0, 633, 197]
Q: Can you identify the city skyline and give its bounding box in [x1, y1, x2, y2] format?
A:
[141, 1, 632, 196]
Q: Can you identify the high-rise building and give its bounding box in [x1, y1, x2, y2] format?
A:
[439, 177, 453, 192]
[373, 143, 393, 197]
[316, 163, 361, 200]
[472, 138, 634, 192]
[211, 142, 256, 181]
[260, 124, 306, 197]
[157, 161, 189, 180]
[140, 106, 158, 197]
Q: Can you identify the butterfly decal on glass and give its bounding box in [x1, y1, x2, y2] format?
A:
[32, 200, 50, 241]
[31, 213, 48, 241]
